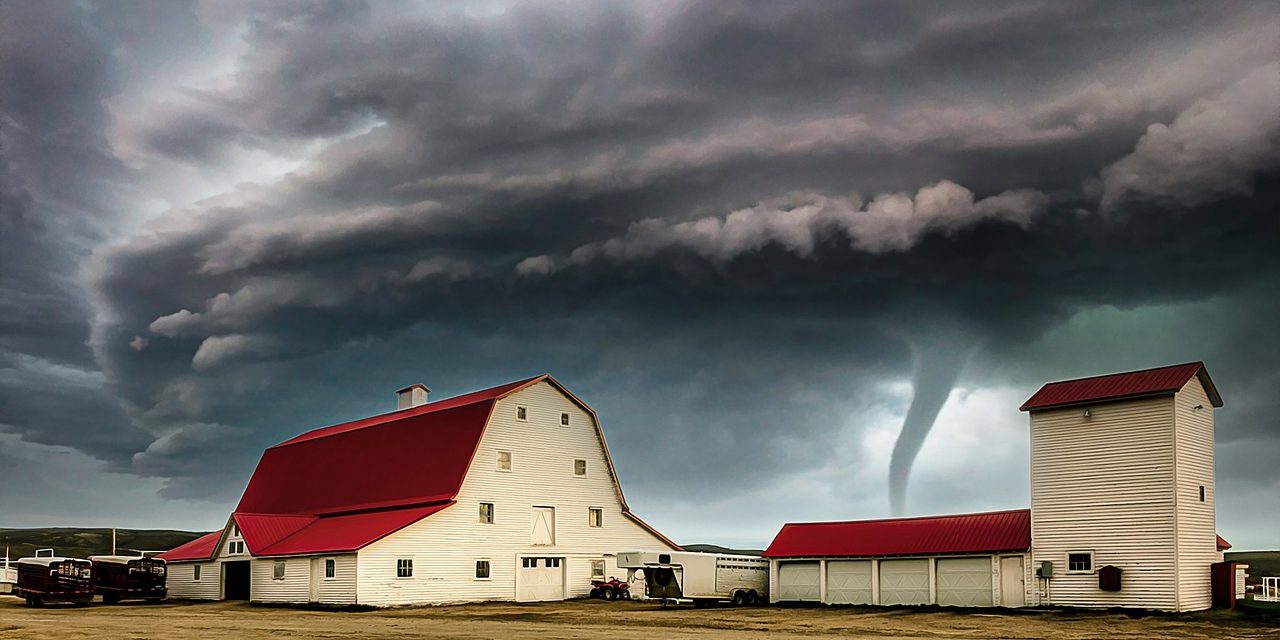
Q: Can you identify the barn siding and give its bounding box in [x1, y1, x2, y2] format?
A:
[311, 555, 359, 604]
[1173, 378, 1216, 611]
[164, 561, 220, 600]
[251, 557, 310, 603]
[1029, 396, 1178, 610]
[356, 380, 674, 606]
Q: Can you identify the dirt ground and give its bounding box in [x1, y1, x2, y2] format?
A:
[1, 597, 1277, 640]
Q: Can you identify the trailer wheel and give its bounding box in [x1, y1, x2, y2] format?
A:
[103, 592, 121, 605]
[30, 595, 43, 607]
[746, 590, 759, 606]
[732, 590, 748, 606]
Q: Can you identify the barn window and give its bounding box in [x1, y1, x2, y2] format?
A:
[497, 450, 512, 471]
[479, 502, 495, 524]
[193, 565, 201, 581]
[273, 561, 286, 580]
[516, 405, 528, 421]
[588, 507, 603, 528]
[561, 412, 570, 426]
[1067, 552, 1093, 573]
[324, 558, 335, 579]
[546, 557, 561, 568]
[228, 540, 245, 555]
[590, 560, 605, 580]
[574, 459, 587, 476]
[232, 523, 240, 538]
[522, 557, 536, 568]
[1199, 485, 1206, 502]
[475, 560, 491, 580]
[396, 559, 414, 578]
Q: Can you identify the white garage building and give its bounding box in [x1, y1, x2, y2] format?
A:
[766, 510, 1031, 607]
[159, 375, 677, 606]
[767, 362, 1228, 611]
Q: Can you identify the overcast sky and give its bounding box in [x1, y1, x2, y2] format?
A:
[1, 0, 1277, 551]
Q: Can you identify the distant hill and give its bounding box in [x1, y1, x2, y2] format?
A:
[0, 528, 210, 560]
[681, 544, 764, 556]
[1228, 551, 1280, 581]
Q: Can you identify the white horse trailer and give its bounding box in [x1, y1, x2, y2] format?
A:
[617, 551, 768, 606]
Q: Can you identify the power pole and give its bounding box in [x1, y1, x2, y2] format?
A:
[111, 528, 117, 555]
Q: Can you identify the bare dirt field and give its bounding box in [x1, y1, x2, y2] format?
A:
[1, 598, 1277, 640]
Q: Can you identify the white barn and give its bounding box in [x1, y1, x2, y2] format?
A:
[159, 375, 678, 606]
[766, 362, 1228, 612]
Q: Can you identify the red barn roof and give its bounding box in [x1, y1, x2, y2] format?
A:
[1217, 535, 1232, 551]
[158, 531, 221, 562]
[161, 374, 677, 560]
[764, 509, 1031, 559]
[1020, 362, 1222, 412]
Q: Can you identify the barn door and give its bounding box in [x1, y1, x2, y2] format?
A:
[531, 507, 555, 546]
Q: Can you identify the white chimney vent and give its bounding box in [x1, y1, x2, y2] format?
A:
[396, 384, 430, 410]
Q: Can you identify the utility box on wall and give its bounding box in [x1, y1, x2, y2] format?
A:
[1098, 565, 1122, 592]
[1211, 561, 1237, 609]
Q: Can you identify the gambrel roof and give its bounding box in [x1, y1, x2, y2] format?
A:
[160, 375, 675, 561]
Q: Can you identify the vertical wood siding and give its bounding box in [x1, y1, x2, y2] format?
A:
[164, 562, 220, 599]
[1030, 396, 1178, 609]
[1173, 378, 1216, 611]
[355, 380, 675, 606]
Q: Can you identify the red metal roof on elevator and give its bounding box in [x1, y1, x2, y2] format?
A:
[1020, 362, 1222, 411]
[763, 509, 1031, 558]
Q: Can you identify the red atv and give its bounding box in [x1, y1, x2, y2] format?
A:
[589, 577, 630, 600]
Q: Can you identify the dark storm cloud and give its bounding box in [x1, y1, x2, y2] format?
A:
[1, 1, 1278, 538]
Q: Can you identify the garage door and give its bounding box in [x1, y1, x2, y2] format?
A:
[777, 562, 820, 601]
[825, 560, 872, 604]
[936, 557, 993, 607]
[879, 559, 929, 605]
[517, 557, 564, 602]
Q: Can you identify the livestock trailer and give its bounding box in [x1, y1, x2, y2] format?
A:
[89, 555, 167, 603]
[15, 549, 94, 607]
[617, 550, 768, 605]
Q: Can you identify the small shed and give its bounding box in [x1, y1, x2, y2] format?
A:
[764, 510, 1032, 607]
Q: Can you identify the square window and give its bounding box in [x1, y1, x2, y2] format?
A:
[590, 560, 605, 580]
[475, 560, 491, 580]
[397, 558, 414, 578]
[273, 561, 286, 580]
[561, 412, 570, 426]
[1067, 552, 1093, 573]
[574, 459, 587, 476]
[497, 451, 512, 471]
[517, 406, 527, 421]
[232, 523, 240, 538]
[193, 565, 201, 581]
[588, 507, 603, 528]
[325, 558, 335, 579]
[480, 502, 495, 524]
[522, 557, 536, 568]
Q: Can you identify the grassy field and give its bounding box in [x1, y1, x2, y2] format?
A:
[2, 598, 1278, 640]
[0, 528, 208, 560]
[1229, 551, 1280, 580]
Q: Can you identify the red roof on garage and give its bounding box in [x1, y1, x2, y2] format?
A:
[763, 509, 1031, 559]
[157, 531, 222, 562]
[1020, 362, 1222, 411]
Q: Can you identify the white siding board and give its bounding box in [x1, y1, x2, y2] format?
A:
[165, 562, 220, 600]
[1174, 378, 1216, 611]
[1030, 396, 1178, 610]
[356, 381, 674, 606]
[251, 557, 310, 603]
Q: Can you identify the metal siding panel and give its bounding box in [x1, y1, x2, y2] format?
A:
[1030, 395, 1178, 609]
